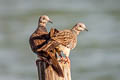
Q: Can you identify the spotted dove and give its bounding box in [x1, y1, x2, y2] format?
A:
[29, 15, 64, 77]
[38, 23, 88, 63]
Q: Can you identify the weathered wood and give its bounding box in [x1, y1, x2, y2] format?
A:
[36, 59, 71, 80]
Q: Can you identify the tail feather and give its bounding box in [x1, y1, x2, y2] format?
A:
[36, 41, 64, 77]
[35, 31, 64, 77]
[48, 51, 64, 77]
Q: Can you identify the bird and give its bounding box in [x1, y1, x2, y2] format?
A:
[29, 15, 64, 77]
[37, 22, 88, 63]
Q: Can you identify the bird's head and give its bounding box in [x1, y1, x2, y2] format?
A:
[72, 22, 88, 35]
[38, 15, 53, 27]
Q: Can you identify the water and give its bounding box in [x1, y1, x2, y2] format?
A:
[0, 0, 120, 80]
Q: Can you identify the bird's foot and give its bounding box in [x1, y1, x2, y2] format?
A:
[60, 57, 65, 63]
[64, 57, 70, 64]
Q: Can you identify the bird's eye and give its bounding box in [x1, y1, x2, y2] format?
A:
[43, 18, 45, 20]
[79, 25, 82, 27]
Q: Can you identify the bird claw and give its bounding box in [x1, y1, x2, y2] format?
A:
[59, 57, 70, 64]
[60, 57, 65, 63]
[64, 57, 71, 68]
[64, 57, 70, 64]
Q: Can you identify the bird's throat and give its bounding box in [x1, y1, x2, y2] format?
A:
[39, 22, 46, 27]
[37, 26, 47, 32]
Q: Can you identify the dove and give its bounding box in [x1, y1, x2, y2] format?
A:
[29, 15, 64, 77]
[38, 23, 88, 63]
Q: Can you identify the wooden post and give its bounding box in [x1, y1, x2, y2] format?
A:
[36, 59, 71, 80]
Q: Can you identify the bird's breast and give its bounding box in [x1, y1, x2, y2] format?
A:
[57, 45, 70, 57]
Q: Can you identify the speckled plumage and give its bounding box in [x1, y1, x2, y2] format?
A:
[52, 29, 77, 50]
[52, 23, 87, 57]
[40, 23, 88, 62]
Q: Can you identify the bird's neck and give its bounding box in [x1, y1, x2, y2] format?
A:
[38, 22, 46, 27]
[36, 24, 47, 33]
[71, 29, 78, 35]
[38, 26, 47, 32]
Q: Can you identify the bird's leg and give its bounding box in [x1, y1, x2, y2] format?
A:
[58, 50, 64, 62]
[55, 48, 64, 62]
[62, 48, 70, 64]
[64, 56, 70, 64]
[59, 52, 64, 62]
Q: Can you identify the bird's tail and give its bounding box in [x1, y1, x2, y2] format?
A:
[36, 40, 64, 77]
[39, 41, 64, 77]
[48, 51, 64, 77]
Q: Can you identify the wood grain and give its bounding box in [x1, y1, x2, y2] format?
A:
[36, 59, 71, 80]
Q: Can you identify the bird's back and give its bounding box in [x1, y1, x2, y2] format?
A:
[51, 29, 77, 49]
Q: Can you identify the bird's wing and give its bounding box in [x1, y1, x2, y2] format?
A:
[49, 28, 59, 37]
[29, 31, 49, 53]
[52, 30, 75, 47]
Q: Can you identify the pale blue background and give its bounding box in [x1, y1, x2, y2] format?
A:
[0, 0, 120, 80]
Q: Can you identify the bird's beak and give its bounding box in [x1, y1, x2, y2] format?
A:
[85, 28, 88, 31]
[48, 20, 53, 24]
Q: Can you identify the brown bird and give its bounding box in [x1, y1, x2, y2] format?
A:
[37, 23, 88, 63]
[29, 15, 64, 77]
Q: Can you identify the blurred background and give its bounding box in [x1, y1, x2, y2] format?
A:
[0, 0, 120, 80]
